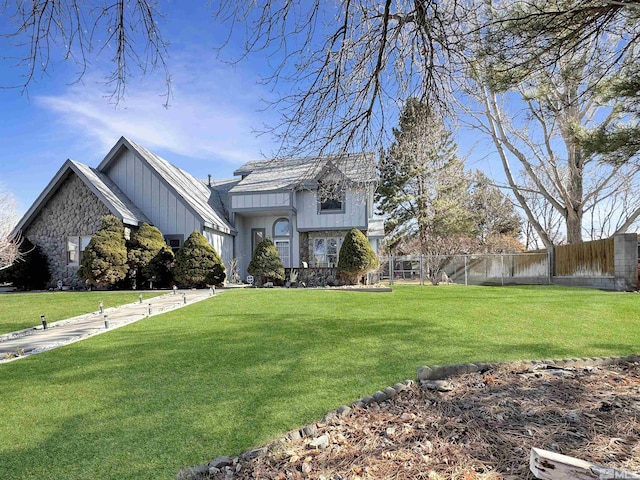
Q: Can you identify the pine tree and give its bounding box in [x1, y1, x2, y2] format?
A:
[173, 231, 226, 287]
[247, 237, 285, 285]
[376, 98, 473, 255]
[78, 215, 128, 288]
[127, 223, 173, 288]
[337, 228, 379, 285]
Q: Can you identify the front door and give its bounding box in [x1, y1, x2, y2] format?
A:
[251, 228, 265, 255]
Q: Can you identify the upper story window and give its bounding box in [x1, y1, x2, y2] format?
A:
[318, 181, 345, 213]
[273, 218, 290, 237]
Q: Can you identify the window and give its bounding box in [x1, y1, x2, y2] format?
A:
[273, 218, 290, 237]
[273, 219, 291, 267]
[275, 240, 290, 268]
[318, 181, 345, 213]
[164, 234, 184, 253]
[313, 237, 343, 267]
[67, 237, 80, 266]
[68, 236, 93, 266]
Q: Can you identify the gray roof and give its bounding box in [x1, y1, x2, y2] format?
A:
[13, 159, 151, 235]
[100, 137, 235, 234]
[206, 178, 240, 221]
[71, 161, 151, 226]
[231, 153, 376, 193]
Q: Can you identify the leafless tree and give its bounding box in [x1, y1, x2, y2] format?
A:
[0, 0, 170, 104]
[0, 190, 21, 271]
[462, 24, 640, 246]
[212, 0, 468, 156]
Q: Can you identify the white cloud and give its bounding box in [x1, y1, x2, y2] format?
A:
[34, 57, 279, 167]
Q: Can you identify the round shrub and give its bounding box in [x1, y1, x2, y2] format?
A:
[337, 228, 379, 284]
[173, 231, 226, 287]
[247, 237, 285, 284]
[78, 215, 129, 288]
[128, 223, 173, 288]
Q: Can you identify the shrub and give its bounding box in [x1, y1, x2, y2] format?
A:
[143, 246, 174, 288]
[247, 238, 285, 285]
[128, 223, 172, 288]
[173, 231, 226, 287]
[0, 237, 50, 290]
[78, 215, 129, 288]
[337, 228, 379, 285]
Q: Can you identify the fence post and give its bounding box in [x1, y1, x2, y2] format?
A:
[547, 247, 554, 285]
[388, 256, 394, 286]
[501, 254, 504, 286]
[464, 255, 468, 286]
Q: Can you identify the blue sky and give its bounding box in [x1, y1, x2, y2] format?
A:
[0, 2, 286, 217]
[0, 2, 502, 220]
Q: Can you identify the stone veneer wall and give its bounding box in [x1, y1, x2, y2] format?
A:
[24, 173, 111, 289]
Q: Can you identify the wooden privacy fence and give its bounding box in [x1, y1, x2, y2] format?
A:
[554, 237, 614, 276]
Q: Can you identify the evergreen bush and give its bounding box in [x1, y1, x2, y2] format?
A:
[337, 228, 379, 284]
[128, 223, 173, 288]
[78, 215, 129, 288]
[0, 238, 50, 290]
[247, 237, 285, 285]
[143, 246, 174, 288]
[173, 231, 226, 287]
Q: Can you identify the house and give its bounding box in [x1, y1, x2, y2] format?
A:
[13, 137, 383, 288]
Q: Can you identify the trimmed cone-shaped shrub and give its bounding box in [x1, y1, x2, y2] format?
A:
[173, 231, 226, 287]
[0, 237, 50, 290]
[337, 228, 379, 285]
[128, 223, 171, 288]
[247, 237, 285, 284]
[143, 245, 174, 288]
[78, 215, 129, 288]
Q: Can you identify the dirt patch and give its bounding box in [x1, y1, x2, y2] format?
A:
[204, 361, 640, 479]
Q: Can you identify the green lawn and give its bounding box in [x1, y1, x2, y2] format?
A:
[0, 286, 638, 480]
[0, 291, 163, 335]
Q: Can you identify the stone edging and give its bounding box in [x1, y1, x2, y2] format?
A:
[417, 354, 640, 381]
[178, 353, 640, 479]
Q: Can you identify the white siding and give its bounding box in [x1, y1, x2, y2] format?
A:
[104, 149, 202, 237]
[203, 228, 234, 272]
[231, 192, 290, 210]
[235, 214, 299, 277]
[296, 188, 367, 230]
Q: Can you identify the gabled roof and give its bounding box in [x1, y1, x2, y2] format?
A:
[98, 137, 235, 234]
[230, 152, 376, 193]
[13, 159, 151, 235]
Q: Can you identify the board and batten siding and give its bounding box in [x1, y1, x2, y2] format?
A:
[231, 192, 291, 210]
[104, 149, 202, 236]
[296, 189, 367, 230]
[203, 228, 233, 270]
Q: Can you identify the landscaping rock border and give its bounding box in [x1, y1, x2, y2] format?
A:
[177, 353, 640, 479]
[417, 354, 640, 382]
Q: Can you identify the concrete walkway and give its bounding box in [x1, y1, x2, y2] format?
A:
[0, 288, 218, 363]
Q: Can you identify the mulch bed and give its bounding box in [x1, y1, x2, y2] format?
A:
[202, 361, 640, 479]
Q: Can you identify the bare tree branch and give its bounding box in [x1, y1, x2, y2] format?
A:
[0, 0, 171, 105]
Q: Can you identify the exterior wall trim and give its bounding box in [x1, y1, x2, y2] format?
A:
[297, 226, 367, 233]
[231, 206, 297, 213]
